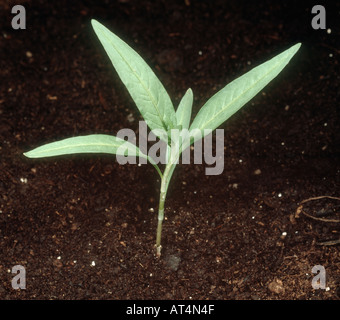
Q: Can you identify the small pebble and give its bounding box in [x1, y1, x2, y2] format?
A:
[254, 169, 261, 175]
[20, 177, 27, 184]
[127, 113, 135, 123]
[268, 279, 285, 294]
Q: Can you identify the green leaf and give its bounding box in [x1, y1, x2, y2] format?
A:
[189, 43, 301, 142]
[91, 19, 177, 141]
[24, 134, 134, 157]
[175, 88, 193, 131]
[24, 134, 162, 178]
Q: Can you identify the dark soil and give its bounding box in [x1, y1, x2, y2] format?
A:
[0, 0, 339, 300]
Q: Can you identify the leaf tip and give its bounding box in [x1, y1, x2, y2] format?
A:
[91, 19, 103, 33]
[291, 43, 302, 54]
[91, 19, 99, 26]
[23, 151, 32, 158]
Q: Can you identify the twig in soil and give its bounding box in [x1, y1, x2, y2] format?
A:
[297, 195, 340, 223]
[316, 239, 340, 246]
[300, 195, 340, 204]
[296, 196, 340, 246]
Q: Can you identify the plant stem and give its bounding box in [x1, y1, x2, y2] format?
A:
[155, 190, 165, 257]
[155, 162, 174, 257]
[155, 141, 183, 257]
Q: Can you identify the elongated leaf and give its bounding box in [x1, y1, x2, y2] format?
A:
[189, 43, 301, 142]
[163, 88, 193, 162]
[91, 20, 177, 141]
[24, 134, 162, 177]
[176, 88, 193, 131]
[24, 134, 134, 157]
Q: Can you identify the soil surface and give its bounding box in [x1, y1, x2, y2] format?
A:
[0, 0, 339, 300]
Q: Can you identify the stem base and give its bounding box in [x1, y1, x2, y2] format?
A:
[156, 245, 162, 258]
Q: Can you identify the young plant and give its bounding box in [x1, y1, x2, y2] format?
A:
[24, 19, 301, 257]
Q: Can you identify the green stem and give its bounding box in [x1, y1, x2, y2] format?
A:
[155, 162, 174, 257]
[155, 141, 183, 257]
[155, 190, 165, 257]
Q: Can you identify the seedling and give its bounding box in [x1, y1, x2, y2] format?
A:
[24, 20, 301, 257]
